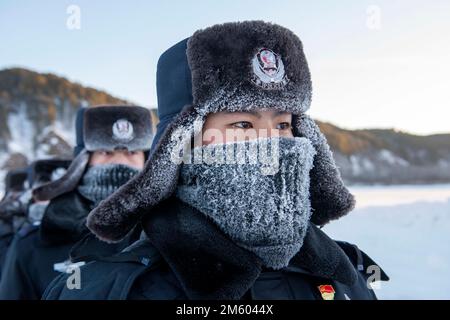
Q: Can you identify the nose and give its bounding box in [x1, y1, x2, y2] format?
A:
[256, 119, 280, 138]
[109, 150, 130, 164]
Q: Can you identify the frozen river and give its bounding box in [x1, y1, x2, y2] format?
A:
[323, 184, 450, 299]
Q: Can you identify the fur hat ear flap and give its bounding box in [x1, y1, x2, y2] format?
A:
[86, 105, 200, 243]
[294, 114, 356, 225]
[32, 150, 90, 202]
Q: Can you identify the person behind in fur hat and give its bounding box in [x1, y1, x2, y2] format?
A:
[24, 159, 72, 227]
[0, 160, 71, 280]
[0, 160, 73, 280]
[0, 105, 153, 300]
[0, 169, 28, 230]
[0, 169, 28, 279]
[44, 21, 388, 300]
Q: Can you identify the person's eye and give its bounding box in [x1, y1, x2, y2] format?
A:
[277, 122, 291, 130]
[231, 121, 253, 129]
[101, 151, 113, 156]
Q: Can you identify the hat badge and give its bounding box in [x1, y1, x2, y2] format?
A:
[112, 119, 134, 142]
[251, 48, 289, 90]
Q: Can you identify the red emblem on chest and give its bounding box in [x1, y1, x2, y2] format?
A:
[318, 285, 336, 300]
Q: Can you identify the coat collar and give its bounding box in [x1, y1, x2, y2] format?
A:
[0, 220, 13, 237]
[39, 191, 93, 245]
[69, 227, 142, 263]
[142, 197, 358, 300]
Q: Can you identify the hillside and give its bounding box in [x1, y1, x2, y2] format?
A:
[0, 67, 449, 186]
[318, 121, 450, 184]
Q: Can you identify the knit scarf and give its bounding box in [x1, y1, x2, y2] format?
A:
[176, 137, 316, 269]
[78, 164, 140, 206]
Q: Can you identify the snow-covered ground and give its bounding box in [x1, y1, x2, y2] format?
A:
[323, 184, 450, 299]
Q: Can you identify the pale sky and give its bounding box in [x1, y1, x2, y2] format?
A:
[1, 0, 449, 135]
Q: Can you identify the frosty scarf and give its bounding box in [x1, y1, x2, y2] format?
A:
[28, 202, 48, 225]
[78, 164, 140, 207]
[176, 136, 316, 269]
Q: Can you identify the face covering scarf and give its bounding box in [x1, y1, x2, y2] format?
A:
[28, 202, 49, 225]
[78, 163, 140, 207]
[176, 136, 316, 269]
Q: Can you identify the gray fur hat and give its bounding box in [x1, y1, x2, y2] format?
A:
[4, 169, 28, 194]
[27, 159, 72, 188]
[87, 21, 355, 243]
[33, 106, 153, 201]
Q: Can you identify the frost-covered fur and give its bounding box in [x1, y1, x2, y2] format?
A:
[4, 170, 28, 194]
[86, 21, 355, 243]
[33, 150, 90, 202]
[83, 106, 153, 152]
[176, 137, 316, 269]
[187, 21, 312, 115]
[294, 114, 356, 225]
[28, 159, 71, 188]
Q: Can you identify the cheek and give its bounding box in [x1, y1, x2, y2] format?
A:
[89, 154, 108, 166]
[130, 153, 145, 169]
[280, 129, 294, 138]
[202, 113, 230, 145]
[201, 127, 228, 145]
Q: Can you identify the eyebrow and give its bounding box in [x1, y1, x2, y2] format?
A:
[274, 111, 290, 116]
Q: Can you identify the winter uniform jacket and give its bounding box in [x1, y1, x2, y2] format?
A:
[0, 222, 14, 280]
[0, 191, 139, 300]
[43, 197, 388, 300]
[0, 196, 28, 280]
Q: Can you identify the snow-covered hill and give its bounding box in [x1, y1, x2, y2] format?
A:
[320, 122, 450, 185]
[0, 67, 137, 194]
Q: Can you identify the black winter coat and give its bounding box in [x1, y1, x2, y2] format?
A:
[0, 191, 139, 300]
[0, 222, 14, 280]
[43, 198, 389, 300]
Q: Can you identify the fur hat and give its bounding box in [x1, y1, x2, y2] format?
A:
[27, 159, 72, 188]
[0, 169, 28, 219]
[87, 21, 355, 243]
[33, 106, 153, 201]
[3, 169, 28, 195]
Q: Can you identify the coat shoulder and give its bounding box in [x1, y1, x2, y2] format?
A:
[7, 225, 40, 262]
[335, 240, 389, 282]
[16, 223, 39, 239]
[43, 238, 163, 300]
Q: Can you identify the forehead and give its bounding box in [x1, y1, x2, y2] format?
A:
[219, 110, 292, 118]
